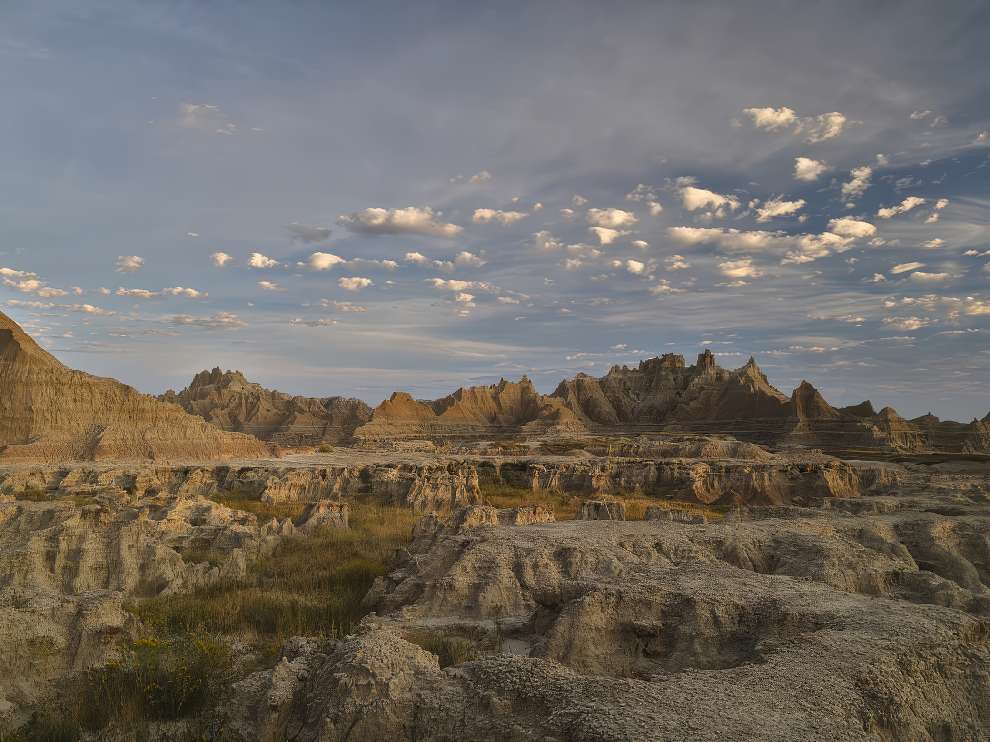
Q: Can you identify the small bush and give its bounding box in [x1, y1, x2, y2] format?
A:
[406, 630, 480, 668]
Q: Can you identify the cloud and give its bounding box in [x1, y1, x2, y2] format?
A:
[755, 197, 805, 222]
[249, 252, 280, 269]
[338, 277, 373, 291]
[454, 292, 475, 306]
[290, 317, 337, 327]
[449, 170, 492, 185]
[586, 208, 638, 229]
[883, 316, 932, 331]
[718, 258, 763, 280]
[910, 271, 953, 283]
[211, 252, 233, 268]
[532, 230, 563, 251]
[304, 252, 346, 271]
[877, 196, 926, 219]
[667, 226, 789, 251]
[625, 259, 647, 275]
[841, 166, 872, 200]
[925, 198, 950, 223]
[6, 299, 116, 316]
[891, 261, 925, 274]
[337, 207, 461, 237]
[404, 251, 429, 264]
[0, 268, 68, 298]
[625, 184, 662, 214]
[782, 232, 855, 264]
[473, 208, 528, 225]
[679, 186, 740, 215]
[794, 157, 827, 182]
[287, 223, 331, 243]
[650, 279, 684, 295]
[589, 227, 626, 245]
[116, 287, 207, 299]
[922, 238, 945, 249]
[741, 106, 797, 131]
[497, 296, 520, 305]
[454, 250, 486, 267]
[965, 298, 990, 316]
[975, 131, 989, 144]
[178, 102, 237, 135]
[428, 278, 494, 293]
[665, 254, 690, 270]
[827, 217, 876, 238]
[115, 255, 144, 273]
[257, 280, 281, 291]
[910, 110, 932, 120]
[319, 299, 367, 313]
[740, 108, 846, 142]
[170, 312, 245, 329]
[801, 112, 847, 143]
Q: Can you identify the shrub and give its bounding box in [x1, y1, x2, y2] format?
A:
[406, 630, 480, 668]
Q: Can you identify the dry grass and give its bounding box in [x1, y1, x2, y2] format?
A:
[214, 491, 308, 522]
[405, 629, 481, 668]
[481, 483, 583, 519]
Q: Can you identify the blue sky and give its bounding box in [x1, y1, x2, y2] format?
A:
[1, 1, 989, 420]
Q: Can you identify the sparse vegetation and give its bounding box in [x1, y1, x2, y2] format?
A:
[481, 483, 582, 519]
[405, 629, 481, 668]
[214, 490, 307, 521]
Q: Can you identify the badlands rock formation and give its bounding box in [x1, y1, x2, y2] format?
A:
[0, 312, 265, 462]
[223, 476, 990, 742]
[163, 368, 372, 445]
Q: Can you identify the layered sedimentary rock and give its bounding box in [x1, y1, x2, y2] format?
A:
[163, 368, 372, 446]
[0, 312, 265, 463]
[349, 349, 989, 453]
[224, 493, 990, 742]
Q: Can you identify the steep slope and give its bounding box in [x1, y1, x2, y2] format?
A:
[163, 368, 372, 445]
[0, 312, 266, 462]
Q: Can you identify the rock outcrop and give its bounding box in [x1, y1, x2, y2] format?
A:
[163, 368, 372, 446]
[0, 312, 266, 463]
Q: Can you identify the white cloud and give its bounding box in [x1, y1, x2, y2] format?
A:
[287, 223, 331, 243]
[910, 110, 932, 120]
[305, 252, 346, 271]
[6, 299, 116, 316]
[290, 317, 337, 327]
[319, 299, 367, 313]
[586, 207, 638, 229]
[910, 271, 953, 283]
[965, 298, 990, 315]
[116, 286, 206, 299]
[589, 227, 626, 245]
[794, 157, 828, 181]
[115, 255, 144, 273]
[249, 252, 280, 269]
[922, 238, 945, 249]
[650, 279, 684, 295]
[257, 280, 281, 291]
[718, 258, 763, 280]
[563, 258, 584, 271]
[801, 112, 847, 143]
[975, 131, 989, 144]
[891, 261, 925, 274]
[630, 239, 649, 250]
[428, 278, 494, 293]
[782, 232, 855, 264]
[338, 277, 373, 291]
[454, 292, 475, 306]
[667, 226, 789, 251]
[454, 250, 486, 267]
[572, 194, 589, 207]
[0, 268, 68, 298]
[496, 296, 520, 305]
[473, 208, 528, 225]
[625, 259, 646, 275]
[877, 196, 926, 219]
[925, 198, 950, 223]
[755, 197, 805, 222]
[869, 273, 887, 283]
[841, 166, 872, 200]
[404, 251, 429, 264]
[178, 102, 237, 135]
[679, 186, 740, 215]
[883, 316, 932, 331]
[665, 254, 690, 270]
[211, 252, 233, 268]
[532, 230, 563, 251]
[170, 312, 245, 329]
[468, 170, 492, 184]
[741, 107, 797, 130]
[828, 217, 876, 239]
[337, 207, 462, 237]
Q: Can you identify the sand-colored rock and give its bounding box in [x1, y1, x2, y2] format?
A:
[0, 312, 266, 463]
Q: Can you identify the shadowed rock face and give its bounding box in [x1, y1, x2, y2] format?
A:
[0, 313, 265, 463]
[163, 368, 372, 446]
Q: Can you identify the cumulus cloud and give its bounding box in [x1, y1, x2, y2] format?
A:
[649, 280, 684, 295]
[589, 227, 626, 245]
[877, 196, 926, 219]
[290, 317, 337, 327]
[472, 208, 528, 225]
[117, 286, 207, 299]
[211, 252, 233, 268]
[304, 252, 346, 271]
[625, 184, 662, 214]
[428, 278, 494, 293]
[404, 251, 429, 265]
[794, 157, 827, 182]
[910, 271, 953, 283]
[625, 259, 647, 275]
[841, 166, 872, 200]
[665, 254, 690, 270]
[630, 240, 650, 250]
[679, 186, 740, 216]
[454, 250, 486, 267]
[170, 312, 245, 329]
[337, 207, 461, 237]
[249, 253, 280, 269]
[755, 196, 805, 222]
[742, 106, 797, 131]
[718, 258, 763, 280]
[922, 238, 945, 249]
[891, 261, 925, 274]
[532, 230, 563, 251]
[287, 223, 331, 243]
[6, 299, 116, 316]
[965, 298, 990, 315]
[178, 102, 237, 135]
[115, 255, 144, 273]
[338, 277, 373, 291]
[925, 198, 950, 223]
[257, 280, 281, 291]
[319, 299, 367, 313]
[883, 316, 932, 331]
[827, 217, 876, 239]
[801, 112, 847, 143]
[0, 268, 68, 298]
[586, 208, 638, 229]
[667, 226, 789, 251]
[449, 170, 492, 185]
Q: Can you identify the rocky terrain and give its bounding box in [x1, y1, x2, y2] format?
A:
[0, 312, 265, 463]
[162, 369, 372, 446]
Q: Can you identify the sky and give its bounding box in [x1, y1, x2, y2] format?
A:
[1, 0, 989, 420]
